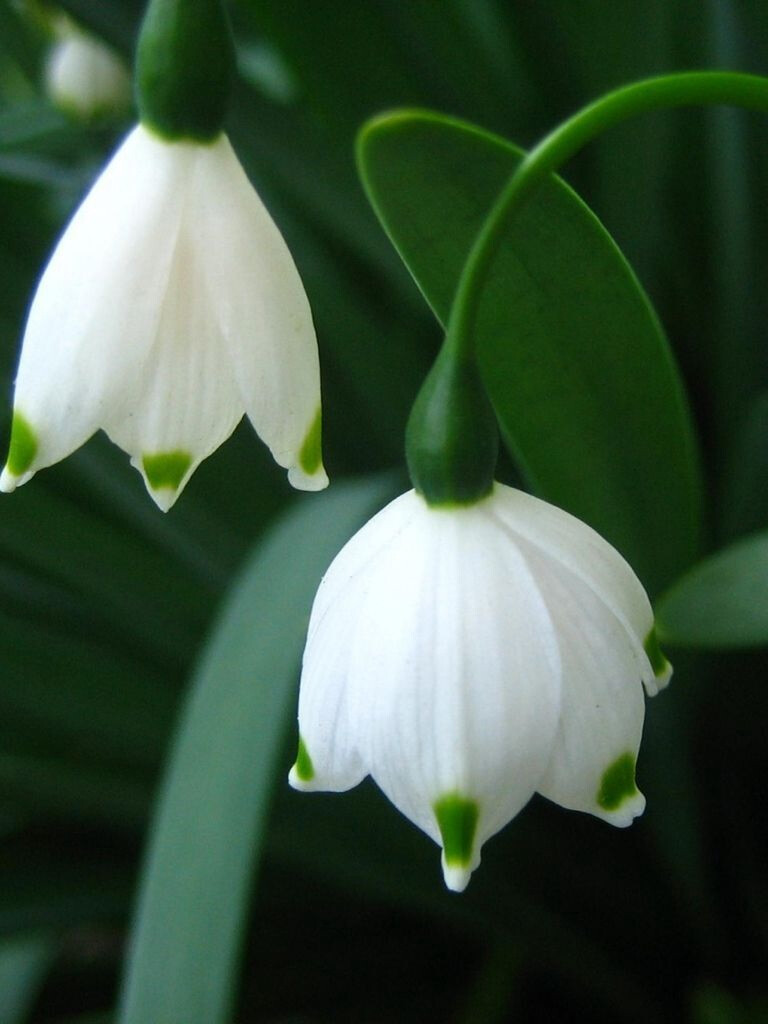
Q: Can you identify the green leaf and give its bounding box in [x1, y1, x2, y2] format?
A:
[357, 110, 702, 592]
[117, 474, 396, 1024]
[655, 530, 768, 649]
[0, 933, 54, 1023]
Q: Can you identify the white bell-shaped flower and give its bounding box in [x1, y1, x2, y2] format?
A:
[1, 124, 327, 510]
[289, 483, 671, 892]
[45, 26, 131, 120]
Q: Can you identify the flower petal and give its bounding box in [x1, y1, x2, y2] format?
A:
[521, 539, 647, 826]
[291, 492, 420, 793]
[2, 125, 195, 490]
[490, 485, 668, 695]
[46, 32, 131, 119]
[103, 201, 243, 511]
[348, 495, 561, 888]
[193, 135, 327, 491]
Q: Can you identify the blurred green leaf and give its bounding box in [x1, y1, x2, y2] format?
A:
[0, 482, 214, 668]
[655, 530, 768, 649]
[720, 390, 768, 540]
[358, 110, 702, 593]
[117, 474, 397, 1024]
[0, 104, 70, 152]
[0, 932, 54, 1023]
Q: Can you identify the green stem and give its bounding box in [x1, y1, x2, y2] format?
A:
[447, 70, 768, 360]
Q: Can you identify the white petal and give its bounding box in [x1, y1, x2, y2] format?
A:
[348, 495, 561, 887]
[103, 201, 243, 511]
[490, 485, 666, 694]
[3, 126, 195, 488]
[521, 538, 647, 826]
[46, 33, 130, 118]
[291, 492, 420, 792]
[193, 135, 327, 490]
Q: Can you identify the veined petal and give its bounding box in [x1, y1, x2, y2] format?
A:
[522, 539, 647, 827]
[490, 485, 667, 695]
[192, 135, 327, 491]
[291, 493, 422, 793]
[103, 211, 243, 511]
[2, 125, 195, 490]
[306, 491, 422, 645]
[348, 494, 561, 889]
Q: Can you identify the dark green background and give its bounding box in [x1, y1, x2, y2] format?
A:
[0, 1, 767, 1021]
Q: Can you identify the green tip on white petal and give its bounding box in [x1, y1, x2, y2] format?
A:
[139, 450, 193, 512]
[644, 626, 673, 695]
[288, 736, 318, 792]
[287, 407, 329, 492]
[596, 752, 646, 826]
[1, 412, 38, 493]
[434, 793, 480, 893]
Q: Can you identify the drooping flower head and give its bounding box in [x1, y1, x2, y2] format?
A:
[1, 0, 327, 510]
[290, 318, 670, 891]
[290, 484, 670, 892]
[45, 17, 132, 120]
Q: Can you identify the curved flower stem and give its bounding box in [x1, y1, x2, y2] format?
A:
[446, 70, 768, 361]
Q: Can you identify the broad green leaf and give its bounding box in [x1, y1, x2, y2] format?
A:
[358, 110, 702, 592]
[117, 474, 396, 1024]
[0, 933, 54, 1023]
[655, 530, 768, 648]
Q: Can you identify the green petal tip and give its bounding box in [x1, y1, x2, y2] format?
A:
[293, 736, 315, 783]
[644, 626, 671, 679]
[299, 406, 324, 477]
[597, 752, 639, 812]
[142, 449, 192, 495]
[6, 411, 38, 478]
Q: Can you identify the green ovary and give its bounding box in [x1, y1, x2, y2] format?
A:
[142, 450, 192, 491]
[434, 793, 479, 866]
[6, 412, 38, 476]
[597, 752, 638, 811]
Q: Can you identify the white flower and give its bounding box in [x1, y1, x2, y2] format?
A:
[289, 483, 671, 892]
[45, 28, 131, 119]
[1, 124, 327, 510]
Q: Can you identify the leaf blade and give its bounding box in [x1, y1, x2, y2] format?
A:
[357, 110, 702, 592]
[116, 475, 396, 1024]
[655, 530, 768, 649]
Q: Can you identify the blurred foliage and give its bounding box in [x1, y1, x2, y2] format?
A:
[0, 0, 767, 1021]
